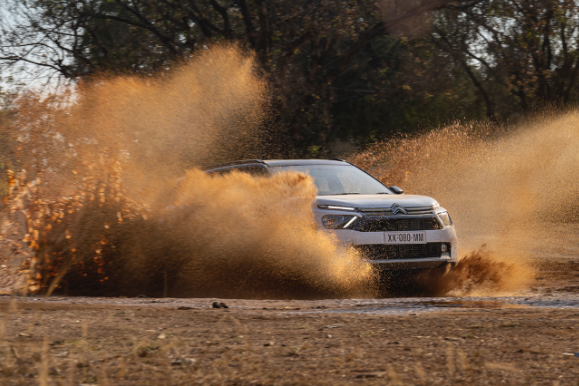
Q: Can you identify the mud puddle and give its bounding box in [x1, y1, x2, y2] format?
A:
[299, 294, 579, 315]
[4, 290, 579, 317]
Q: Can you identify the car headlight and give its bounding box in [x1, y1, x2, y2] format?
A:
[317, 204, 356, 211]
[322, 215, 358, 229]
[437, 211, 453, 227]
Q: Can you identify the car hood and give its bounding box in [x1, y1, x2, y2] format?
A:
[315, 194, 439, 210]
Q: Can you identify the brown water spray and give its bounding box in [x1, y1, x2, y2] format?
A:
[6, 43, 578, 298]
[1, 45, 376, 298]
[352, 114, 579, 295]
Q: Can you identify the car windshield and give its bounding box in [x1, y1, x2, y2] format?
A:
[271, 165, 392, 196]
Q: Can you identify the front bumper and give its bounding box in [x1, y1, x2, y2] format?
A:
[371, 254, 454, 270]
[356, 242, 455, 270]
[315, 211, 458, 270]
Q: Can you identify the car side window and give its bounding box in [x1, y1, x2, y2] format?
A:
[206, 168, 230, 176]
[235, 165, 270, 176]
[206, 165, 269, 177]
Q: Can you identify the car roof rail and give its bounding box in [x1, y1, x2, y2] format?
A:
[331, 158, 346, 162]
[201, 159, 266, 171]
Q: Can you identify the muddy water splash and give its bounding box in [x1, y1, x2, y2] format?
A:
[2, 45, 376, 298]
[392, 248, 535, 297]
[155, 169, 375, 298]
[6, 45, 577, 298]
[352, 114, 579, 295]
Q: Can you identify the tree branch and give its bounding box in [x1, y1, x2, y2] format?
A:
[208, 0, 232, 38]
[237, 0, 257, 48]
[325, 0, 467, 77]
[113, 0, 178, 55]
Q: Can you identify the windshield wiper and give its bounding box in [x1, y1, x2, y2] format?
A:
[375, 192, 390, 194]
[333, 193, 361, 195]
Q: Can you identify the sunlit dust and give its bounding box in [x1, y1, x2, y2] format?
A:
[1, 45, 376, 299]
[352, 113, 579, 295]
[4, 43, 579, 299]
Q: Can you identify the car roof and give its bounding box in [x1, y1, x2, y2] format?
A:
[263, 159, 348, 167]
[202, 159, 349, 171]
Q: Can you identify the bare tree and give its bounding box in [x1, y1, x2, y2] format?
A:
[434, 0, 579, 119]
[1, 0, 475, 153]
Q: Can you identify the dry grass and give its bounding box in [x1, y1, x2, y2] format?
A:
[1, 298, 579, 385]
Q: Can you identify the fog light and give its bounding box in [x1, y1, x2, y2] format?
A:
[441, 244, 448, 253]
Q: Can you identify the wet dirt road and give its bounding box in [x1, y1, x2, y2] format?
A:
[5, 285, 579, 315]
[1, 226, 578, 385]
[1, 256, 579, 386]
[2, 291, 579, 386]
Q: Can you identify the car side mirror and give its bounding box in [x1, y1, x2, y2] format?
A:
[389, 186, 404, 195]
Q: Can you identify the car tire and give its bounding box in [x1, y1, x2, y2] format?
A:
[376, 263, 456, 298]
[376, 269, 420, 298]
[435, 262, 456, 276]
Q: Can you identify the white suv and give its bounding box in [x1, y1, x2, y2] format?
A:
[204, 159, 458, 272]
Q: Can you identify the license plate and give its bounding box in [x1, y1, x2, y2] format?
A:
[384, 231, 426, 244]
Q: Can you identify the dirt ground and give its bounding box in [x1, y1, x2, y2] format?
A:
[1, 266, 579, 386]
[1, 243, 578, 385]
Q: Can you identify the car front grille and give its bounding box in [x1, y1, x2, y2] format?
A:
[352, 216, 442, 232]
[356, 243, 448, 260]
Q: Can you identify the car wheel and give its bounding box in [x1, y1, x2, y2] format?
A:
[435, 262, 455, 276]
[376, 269, 422, 298]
